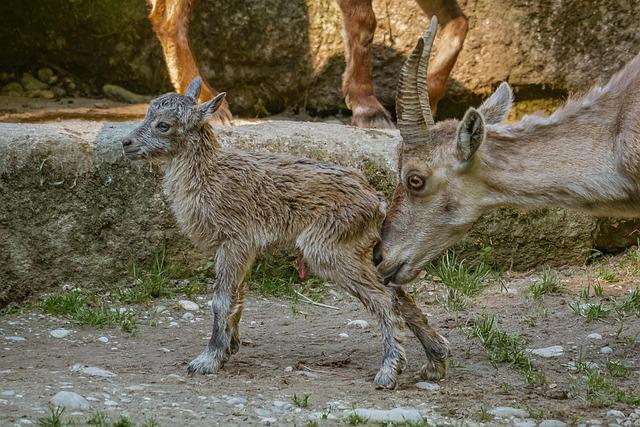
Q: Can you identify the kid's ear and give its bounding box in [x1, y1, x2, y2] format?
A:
[184, 77, 202, 101]
[199, 92, 227, 122]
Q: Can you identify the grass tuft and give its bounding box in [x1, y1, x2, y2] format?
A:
[569, 300, 609, 322]
[37, 405, 67, 427]
[42, 290, 137, 333]
[292, 393, 310, 408]
[471, 315, 544, 385]
[527, 268, 562, 299]
[345, 411, 368, 426]
[429, 251, 492, 311]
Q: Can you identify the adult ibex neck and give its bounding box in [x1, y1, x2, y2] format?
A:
[479, 112, 639, 217]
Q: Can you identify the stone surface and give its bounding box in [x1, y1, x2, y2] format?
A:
[489, 407, 530, 418]
[20, 73, 48, 91]
[415, 382, 441, 392]
[4, 336, 26, 342]
[527, 345, 564, 358]
[0, 120, 636, 306]
[347, 319, 370, 329]
[3, 0, 640, 120]
[587, 333, 603, 340]
[50, 391, 91, 410]
[601, 346, 613, 354]
[539, 420, 568, 427]
[178, 300, 200, 312]
[346, 407, 423, 423]
[49, 329, 72, 338]
[70, 364, 116, 378]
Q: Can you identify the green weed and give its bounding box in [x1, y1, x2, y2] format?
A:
[292, 393, 310, 408]
[42, 290, 137, 333]
[429, 251, 492, 310]
[471, 315, 544, 385]
[527, 268, 562, 299]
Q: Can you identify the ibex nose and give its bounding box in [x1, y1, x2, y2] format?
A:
[373, 242, 384, 266]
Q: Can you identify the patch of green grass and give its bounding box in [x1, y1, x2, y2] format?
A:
[42, 290, 137, 333]
[569, 300, 609, 322]
[87, 411, 109, 426]
[292, 393, 310, 408]
[429, 251, 492, 311]
[583, 368, 640, 407]
[471, 315, 544, 385]
[615, 288, 640, 318]
[37, 405, 68, 427]
[597, 267, 619, 283]
[39, 408, 155, 427]
[345, 411, 368, 426]
[114, 251, 174, 304]
[527, 268, 562, 299]
[622, 239, 640, 274]
[606, 360, 633, 379]
[477, 405, 494, 422]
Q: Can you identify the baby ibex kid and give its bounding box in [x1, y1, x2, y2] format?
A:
[121, 78, 449, 388]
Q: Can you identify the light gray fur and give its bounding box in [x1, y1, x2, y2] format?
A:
[122, 77, 450, 388]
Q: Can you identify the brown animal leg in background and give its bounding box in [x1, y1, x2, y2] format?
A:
[414, 0, 468, 114]
[394, 287, 450, 381]
[336, 0, 394, 129]
[146, 0, 233, 124]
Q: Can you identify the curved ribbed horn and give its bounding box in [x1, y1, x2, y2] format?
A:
[417, 16, 438, 128]
[396, 16, 438, 144]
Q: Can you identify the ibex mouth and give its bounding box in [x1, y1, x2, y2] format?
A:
[380, 262, 404, 286]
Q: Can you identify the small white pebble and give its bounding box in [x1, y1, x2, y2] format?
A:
[347, 319, 370, 329]
[97, 337, 109, 343]
[49, 329, 72, 339]
[601, 346, 613, 354]
[338, 333, 349, 338]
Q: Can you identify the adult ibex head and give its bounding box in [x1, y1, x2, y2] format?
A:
[375, 17, 514, 284]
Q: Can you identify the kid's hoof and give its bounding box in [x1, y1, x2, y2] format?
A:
[420, 358, 447, 381]
[229, 336, 240, 355]
[187, 352, 222, 375]
[373, 368, 398, 390]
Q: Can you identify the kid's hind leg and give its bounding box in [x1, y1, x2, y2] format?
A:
[311, 251, 406, 389]
[395, 287, 450, 380]
[227, 282, 246, 356]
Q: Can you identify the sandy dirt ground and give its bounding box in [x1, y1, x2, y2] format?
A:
[1, 255, 639, 426]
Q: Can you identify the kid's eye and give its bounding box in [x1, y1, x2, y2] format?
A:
[156, 122, 170, 132]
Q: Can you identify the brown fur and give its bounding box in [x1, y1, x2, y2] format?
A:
[145, 0, 467, 129]
[376, 24, 640, 285]
[122, 78, 449, 388]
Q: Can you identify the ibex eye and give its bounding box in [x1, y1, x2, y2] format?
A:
[407, 174, 425, 191]
[156, 122, 170, 132]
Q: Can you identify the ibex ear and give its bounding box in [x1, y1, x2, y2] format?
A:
[478, 82, 513, 124]
[184, 77, 202, 101]
[199, 92, 226, 122]
[456, 108, 486, 162]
